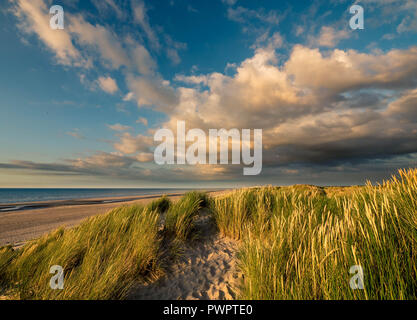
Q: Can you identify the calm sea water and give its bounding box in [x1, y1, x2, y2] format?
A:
[0, 188, 193, 204]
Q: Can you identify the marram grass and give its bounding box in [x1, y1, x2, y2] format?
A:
[0, 199, 170, 300]
[212, 169, 417, 299]
[164, 191, 210, 241]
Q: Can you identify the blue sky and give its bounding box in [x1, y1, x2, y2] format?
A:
[0, 0, 417, 187]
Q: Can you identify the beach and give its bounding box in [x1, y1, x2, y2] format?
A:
[0, 191, 225, 248]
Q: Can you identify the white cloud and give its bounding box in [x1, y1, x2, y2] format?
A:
[69, 15, 130, 69]
[252, 31, 284, 50]
[70, 152, 136, 169]
[174, 74, 208, 86]
[11, 0, 131, 70]
[123, 92, 135, 101]
[114, 133, 153, 154]
[164, 34, 187, 65]
[132, 0, 161, 51]
[126, 74, 178, 111]
[131, 44, 156, 75]
[284, 45, 417, 93]
[92, 0, 124, 19]
[136, 117, 148, 126]
[227, 6, 280, 25]
[10, 0, 85, 67]
[136, 152, 153, 162]
[310, 26, 350, 48]
[97, 76, 119, 94]
[107, 123, 131, 131]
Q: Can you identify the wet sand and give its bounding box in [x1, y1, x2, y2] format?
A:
[0, 191, 227, 247]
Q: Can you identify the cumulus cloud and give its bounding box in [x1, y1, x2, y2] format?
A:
[174, 74, 209, 86]
[126, 74, 178, 111]
[135, 152, 154, 162]
[123, 92, 135, 101]
[310, 26, 351, 48]
[97, 76, 119, 94]
[114, 133, 154, 154]
[385, 88, 417, 120]
[284, 46, 417, 93]
[128, 44, 417, 176]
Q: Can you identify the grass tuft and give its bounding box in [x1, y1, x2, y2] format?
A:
[164, 191, 208, 241]
[147, 195, 172, 213]
[0, 205, 162, 300]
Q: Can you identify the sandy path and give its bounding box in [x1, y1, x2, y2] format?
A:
[128, 211, 242, 300]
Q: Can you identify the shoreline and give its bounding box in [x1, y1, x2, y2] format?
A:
[0, 190, 229, 248]
[0, 192, 188, 213]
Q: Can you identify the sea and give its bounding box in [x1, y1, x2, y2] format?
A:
[0, 188, 195, 204]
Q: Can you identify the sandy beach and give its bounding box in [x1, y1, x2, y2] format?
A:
[0, 191, 226, 248]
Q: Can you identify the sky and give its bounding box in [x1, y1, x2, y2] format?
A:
[0, 0, 417, 188]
